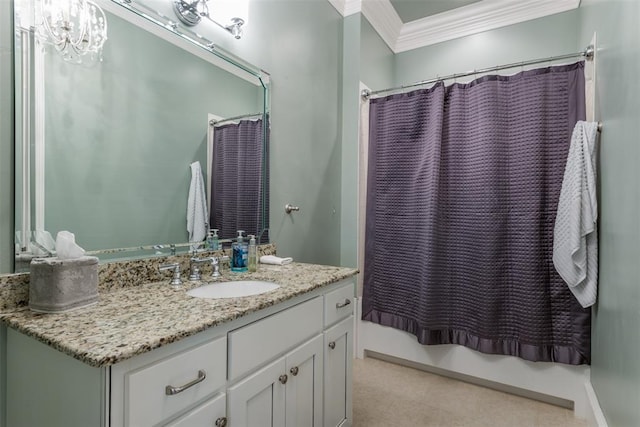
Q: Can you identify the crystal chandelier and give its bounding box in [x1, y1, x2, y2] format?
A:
[37, 0, 108, 64]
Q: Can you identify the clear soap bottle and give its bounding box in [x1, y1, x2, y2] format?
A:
[248, 235, 257, 272]
[231, 230, 248, 272]
[207, 229, 219, 251]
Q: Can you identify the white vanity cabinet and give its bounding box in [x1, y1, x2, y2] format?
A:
[323, 285, 355, 427]
[110, 335, 228, 427]
[165, 392, 227, 427]
[227, 334, 323, 427]
[4, 277, 355, 427]
[227, 295, 325, 427]
[324, 317, 354, 427]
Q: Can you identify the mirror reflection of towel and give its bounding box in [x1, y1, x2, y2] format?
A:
[553, 121, 599, 308]
[187, 161, 208, 243]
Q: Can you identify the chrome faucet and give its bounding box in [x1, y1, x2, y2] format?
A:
[211, 255, 230, 279]
[189, 256, 212, 281]
[159, 263, 183, 286]
[187, 255, 230, 281]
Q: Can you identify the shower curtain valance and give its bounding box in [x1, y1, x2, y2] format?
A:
[362, 62, 591, 365]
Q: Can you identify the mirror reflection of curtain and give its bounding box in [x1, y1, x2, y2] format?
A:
[210, 118, 269, 241]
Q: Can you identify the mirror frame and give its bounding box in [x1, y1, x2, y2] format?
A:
[13, 0, 271, 268]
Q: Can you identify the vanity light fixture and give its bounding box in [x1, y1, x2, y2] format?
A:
[173, 0, 248, 39]
[37, 0, 108, 64]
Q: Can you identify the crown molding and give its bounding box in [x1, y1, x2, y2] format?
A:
[355, 0, 581, 54]
[327, 0, 361, 17]
[395, 0, 581, 53]
[360, 0, 402, 51]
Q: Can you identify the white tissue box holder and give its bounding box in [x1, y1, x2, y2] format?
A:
[29, 256, 99, 313]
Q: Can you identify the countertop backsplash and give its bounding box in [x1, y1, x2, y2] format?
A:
[0, 243, 277, 312]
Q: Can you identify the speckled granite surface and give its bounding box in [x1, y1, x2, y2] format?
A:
[0, 261, 357, 368]
[0, 244, 277, 311]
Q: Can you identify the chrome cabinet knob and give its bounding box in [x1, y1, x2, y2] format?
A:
[215, 417, 228, 427]
[279, 374, 288, 384]
[328, 341, 336, 350]
[290, 366, 299, 376]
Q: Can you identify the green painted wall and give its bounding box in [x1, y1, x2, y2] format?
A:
[359, 16, 394, 91]
[0, 1, 14, 274]
[4, 0, 344, 266]
[394, 11, 580, 85]
[578, 1, 640, 426]
[339, 13, 360, 268]
[43, 11, 262, 249]
[212, 0, 344, 265]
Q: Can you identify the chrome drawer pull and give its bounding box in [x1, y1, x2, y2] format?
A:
[328, 341, 336, 350]
[336, 299, 351, 309]
[290, 366, 299, 376]
[165, 370, 206, 395]
[279, 374, 288, 384]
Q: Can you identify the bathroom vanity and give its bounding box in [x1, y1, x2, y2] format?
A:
[1, 262, 357, 427]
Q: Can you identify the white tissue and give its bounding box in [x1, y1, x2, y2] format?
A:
[55, 231, 85, 260]
[32, 230, 56, 255]
[260, 255, 293, 265]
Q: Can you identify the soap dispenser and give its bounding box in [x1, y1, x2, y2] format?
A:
[207, 229, 219, 251]
[231, 230, 248, 272]
[248, 235, 257, 272]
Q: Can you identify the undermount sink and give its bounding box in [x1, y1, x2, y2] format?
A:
[187, 281, 280, 299]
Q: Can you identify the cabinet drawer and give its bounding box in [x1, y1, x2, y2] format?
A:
[127, 336, 226, 427]
[165, 392, 226, 427]
[228, 296, 323, 381]
[324, 282, 355, 327]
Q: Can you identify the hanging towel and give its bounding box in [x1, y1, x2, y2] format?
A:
[187, 161, 208, 244]
[553, 121, 599, 308]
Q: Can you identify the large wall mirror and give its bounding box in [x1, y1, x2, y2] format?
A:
[14, 0, 270, 271]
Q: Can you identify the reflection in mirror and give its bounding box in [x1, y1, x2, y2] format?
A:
[13, 0, 270, 272]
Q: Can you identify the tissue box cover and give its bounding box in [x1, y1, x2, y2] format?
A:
[29, 256, 99, 313]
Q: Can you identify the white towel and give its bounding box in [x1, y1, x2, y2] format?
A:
[187, 161, 208, 244]
[260, 255, 293, 265]
[553, 121, 599, 308]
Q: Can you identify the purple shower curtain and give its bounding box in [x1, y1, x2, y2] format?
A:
[210, 118, 269, 240]
[362, 62, 590, 365]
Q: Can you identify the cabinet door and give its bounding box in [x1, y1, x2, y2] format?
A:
[285, 335, 323, 427]
[324, 316, 354, 427]
[228, 357, 286, 427]
[165, 392, 226, 427]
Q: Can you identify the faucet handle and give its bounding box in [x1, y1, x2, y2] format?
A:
[159, 263, 183, 286]
[210, 255, 230, 279]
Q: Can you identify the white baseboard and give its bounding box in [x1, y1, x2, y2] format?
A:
[584, 381, 608, 427]
[354, 297, 592, 419]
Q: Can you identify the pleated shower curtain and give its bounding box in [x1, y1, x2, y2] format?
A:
[210, 118, 269, 240]
[362, 62, 591, 365]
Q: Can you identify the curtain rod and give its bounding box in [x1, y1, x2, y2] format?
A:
[209, 113, 264, 126]
[362, 45, 595, 100]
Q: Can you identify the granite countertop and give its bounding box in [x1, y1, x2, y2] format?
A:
[0, 262, 358, 368]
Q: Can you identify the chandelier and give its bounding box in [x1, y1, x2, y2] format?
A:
[37, 0, 108, 64]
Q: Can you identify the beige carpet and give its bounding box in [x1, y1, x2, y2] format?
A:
[353, 357, 587, 427]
